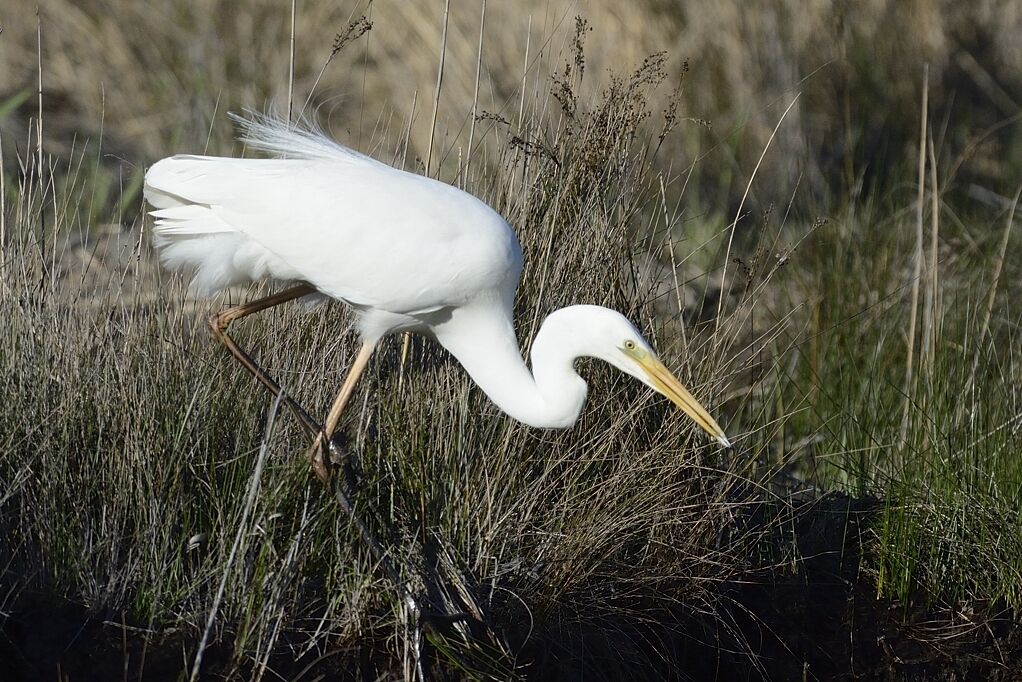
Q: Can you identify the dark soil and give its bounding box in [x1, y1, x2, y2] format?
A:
[3, 494, 1021, 681]
[705, 494, 1022, 681]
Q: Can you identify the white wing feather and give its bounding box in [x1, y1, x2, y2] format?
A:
[145, 115, 523, 319]
[231, 111, 381, 165]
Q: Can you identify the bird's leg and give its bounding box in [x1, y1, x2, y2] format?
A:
[213, 296, 418, 619]
[208, 283, 322, 440]
[397, 332, 412, 391]
[305, 341, 377, 483]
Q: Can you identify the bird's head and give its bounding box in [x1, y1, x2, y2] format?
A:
[561, 305, 731, 447]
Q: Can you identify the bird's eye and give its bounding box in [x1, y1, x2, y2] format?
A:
[623, 340, 636, 350]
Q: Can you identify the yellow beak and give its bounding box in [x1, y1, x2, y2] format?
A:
[638, 355, 731, 447]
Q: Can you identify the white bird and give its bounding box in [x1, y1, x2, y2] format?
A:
[144, 114, 729, 481]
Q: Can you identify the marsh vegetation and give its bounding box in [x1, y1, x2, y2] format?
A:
[1, 2, 1021, 679]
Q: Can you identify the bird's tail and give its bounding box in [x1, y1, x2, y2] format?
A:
[145, 157, 259, 293]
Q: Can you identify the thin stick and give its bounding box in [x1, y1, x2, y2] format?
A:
[287, 0, 297, 125]
[34, 8, 45, 277]
[425, 0, 450, 177]
[901, 67, 928, 442]
[659, 175, 684, 325]
[967, 185, 1020, 396]
[403, 0, 450, 391]
[716, 94, 801, 327]
[0, 129, 5, 277]
[190, 392, 281, 682]
[464, 0, 486, 186]
[357, 1, 373, 148]
[518, 16, 531, 130]
[36, 8, 44, 188]
[297, 1, 365, 121]
[400, 89, 418, 168]
[394, 86, 418, 387]
[203, 90, 221, 155]
[508, 13, 532, 204]
[921, 133, 940, 376]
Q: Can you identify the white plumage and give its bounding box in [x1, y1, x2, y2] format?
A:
[147, 116, 519, 336]
[144, 114, 729, 443]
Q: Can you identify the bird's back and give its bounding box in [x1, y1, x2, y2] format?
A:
[145, 116, 522, 325]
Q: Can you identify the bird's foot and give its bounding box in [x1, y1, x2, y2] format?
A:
[328, 433, 363, 494]
[304, 433, 333, 485]
[305, 431, 361, 492]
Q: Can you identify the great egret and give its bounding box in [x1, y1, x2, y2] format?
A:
[144, 114, 729, 480]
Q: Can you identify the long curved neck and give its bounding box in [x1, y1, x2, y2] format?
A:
[430, 302, 587, 428]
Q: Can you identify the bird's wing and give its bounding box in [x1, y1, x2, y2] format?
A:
[146, 154, 522, 314]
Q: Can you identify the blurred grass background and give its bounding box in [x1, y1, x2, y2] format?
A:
[3, 0, 1021, 211]
[1, 0, 1022, 678]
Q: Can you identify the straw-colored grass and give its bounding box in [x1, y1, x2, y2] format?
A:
[1, 1, 1021, 678]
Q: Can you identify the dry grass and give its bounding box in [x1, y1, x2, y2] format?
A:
[1, 1, 1022, 678]
[2, 1, 1020, 211]
[0, 22, 774, 678]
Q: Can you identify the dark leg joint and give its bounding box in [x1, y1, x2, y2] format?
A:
[308, 432, 333, 485]
[207, 311, 229, 338]
[307, 430, 361, 490]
